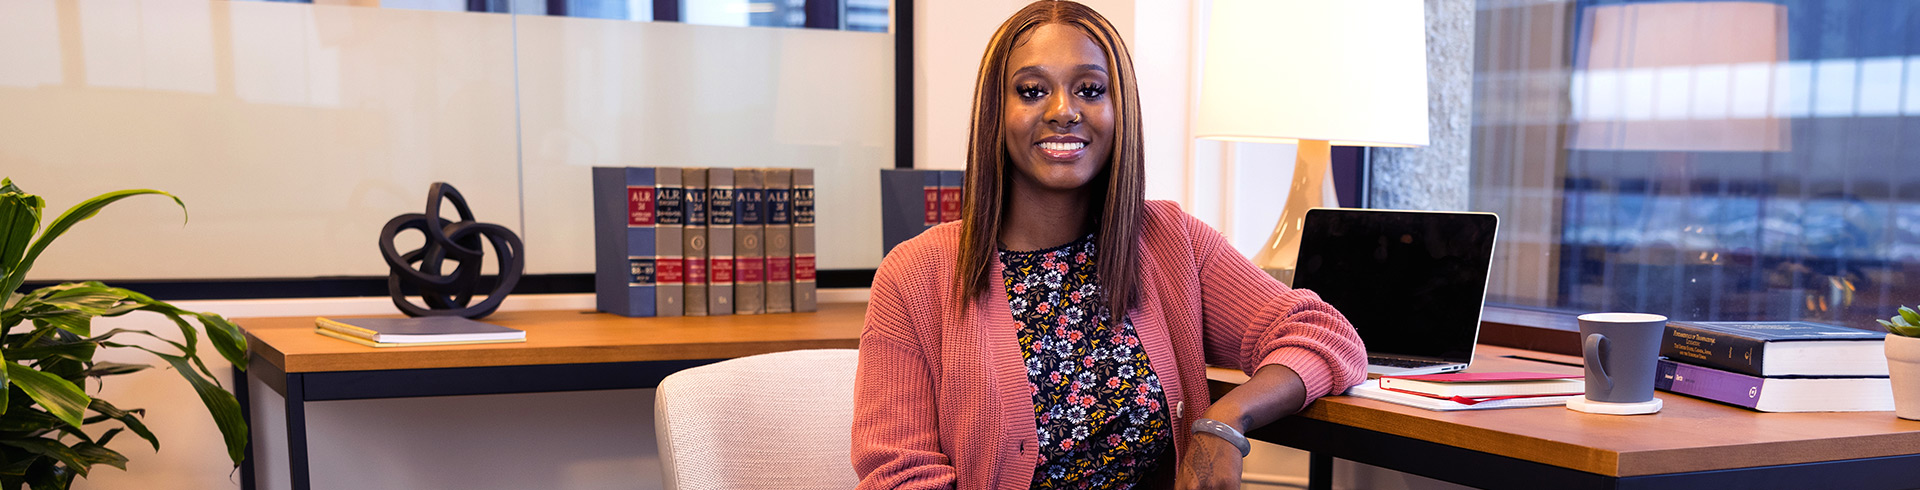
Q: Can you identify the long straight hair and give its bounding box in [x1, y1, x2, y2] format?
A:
[954, 1, 1146, 318]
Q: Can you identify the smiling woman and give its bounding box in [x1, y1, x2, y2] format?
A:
[850, 2, 1368, 490]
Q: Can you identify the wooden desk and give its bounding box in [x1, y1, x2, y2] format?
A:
[236, 303, 865, 490]
[1211, 345, 1920, 490]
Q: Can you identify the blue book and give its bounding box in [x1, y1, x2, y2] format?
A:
[592, 167, 658, 317]
[1656, 359, 1892, 412]
[1661, 321, 1886, 377]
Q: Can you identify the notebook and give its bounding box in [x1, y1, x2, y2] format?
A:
[1291, 208, 1500, 376]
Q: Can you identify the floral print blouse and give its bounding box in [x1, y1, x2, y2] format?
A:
[1000, 234, 1172, 489]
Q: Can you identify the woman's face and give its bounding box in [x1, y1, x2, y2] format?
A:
[1001, 23, 1115, 195]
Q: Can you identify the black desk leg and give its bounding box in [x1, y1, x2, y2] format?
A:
[286, 372, 311, 490]
[1308, 452, 1333, 490]
[236, 367, 254, 490]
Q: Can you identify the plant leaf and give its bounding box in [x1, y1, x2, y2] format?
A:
[0, 181, 44, 298]
[195, 313, 248, 371]
[1896, 324, 1920, 338]
[3, 365, 87, 430]
[0, 189, 184, 312]
[1902, 306, 1920, 326]
[0, 439, 86, 478]
[68, 443, 124, 472]
[86, 399, 155, 452]
[147, 352, 244, 464]
[80, 362, 149, 378]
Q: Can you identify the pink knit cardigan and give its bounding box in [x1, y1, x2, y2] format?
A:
[852, 200, 1368, 490]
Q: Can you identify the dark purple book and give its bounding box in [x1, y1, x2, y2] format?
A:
[1655, 359, 1892, 412]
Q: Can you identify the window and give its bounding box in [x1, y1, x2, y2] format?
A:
[1473, 0, 1920, 330]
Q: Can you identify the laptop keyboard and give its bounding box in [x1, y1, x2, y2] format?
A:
[1370, 357, 1446, 368]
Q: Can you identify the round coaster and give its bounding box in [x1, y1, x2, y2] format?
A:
[1567, 396, 1663, 415]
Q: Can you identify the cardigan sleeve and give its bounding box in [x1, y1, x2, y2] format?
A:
[1180, 209, 1369, 409]
[850, 255, 957, 490]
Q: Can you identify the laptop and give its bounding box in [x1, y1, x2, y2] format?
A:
[1289, 208, 1500, 377]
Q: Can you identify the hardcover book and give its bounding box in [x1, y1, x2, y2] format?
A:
[735, 168, 766, 315]
[592, 167, 656, 317]
[938, 170, 964, 222]
[764, 168, 794, 314]
[683, 168, 709, 316]
[1662, 321, 1886, 377]
[1346, 379, 1575, 411]
[880, 169, 941, 257]
[1656, 359, 1893, 412]
[1379, 372, 1583, 399]
[315, 316, 525, 343]
[654, 168, 686, 317]
[706, 168, 736, 315]
[792, 168, 817, 312]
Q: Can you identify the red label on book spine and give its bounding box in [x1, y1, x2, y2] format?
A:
[685, 258, 707, 284]
[795, 256, 817, 281]
[737, 257, 766, 283]
[924, 188, 940, 225]
[709, 257, 734, 283]
[768, 257, 792, 282]
[629, 187, 655, 226]
[940, 188, 962, 222]
[656, 258, 683, 284]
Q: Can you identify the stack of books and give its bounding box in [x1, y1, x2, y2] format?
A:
[880, 169, 963, 257]
[1347, 372, 1583, 411]
[592, 167, 819, 318]
[1656, 321, 1892, 412]
[315, 316, 526, 348]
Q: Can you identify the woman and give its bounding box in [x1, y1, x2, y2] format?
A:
[853, 2, 1367, 489]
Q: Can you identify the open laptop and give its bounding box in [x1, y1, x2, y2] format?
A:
[1289, 208, 1499, 376]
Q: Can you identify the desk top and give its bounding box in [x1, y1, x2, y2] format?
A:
[1211, 344, 1920, 477]
[239, 302, 866, 373]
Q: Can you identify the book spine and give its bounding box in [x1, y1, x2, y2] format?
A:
[1661, 323, 1766, 377]
[682, 168, 709, 316]
[792, 168, 816, 312]
[592, 168, 641, 316]
[706, 168, 735, 315]
[765, 168, 794, 314]
[625, 168, 659, 316]
[880, 169, 927, 257]
[735, 169, 766, 315]
[1655, 359, 1765, 410]
[939, 170, 963, 222]
[923, 170, 941, 227]
[653, 168, 684, 317]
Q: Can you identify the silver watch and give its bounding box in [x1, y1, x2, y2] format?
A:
[1191, 417, 1251, 457]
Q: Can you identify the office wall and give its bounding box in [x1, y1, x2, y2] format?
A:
[0, 0, 892, 282]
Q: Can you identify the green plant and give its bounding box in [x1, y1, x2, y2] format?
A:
[0, 178, 247, 489]
[1881, 306, 1920, 338]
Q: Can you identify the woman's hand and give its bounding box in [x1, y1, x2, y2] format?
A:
[1175, 428, 1245, 490]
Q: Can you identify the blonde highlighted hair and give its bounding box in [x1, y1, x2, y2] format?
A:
[954, 0, 1145, 317]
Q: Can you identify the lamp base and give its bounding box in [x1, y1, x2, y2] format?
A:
[1251, 140, 1338, 282]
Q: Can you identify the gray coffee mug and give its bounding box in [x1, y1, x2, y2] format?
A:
[1577, 313, 1668, 403]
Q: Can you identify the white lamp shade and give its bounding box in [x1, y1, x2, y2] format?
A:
[1196, 0, 1429, 147]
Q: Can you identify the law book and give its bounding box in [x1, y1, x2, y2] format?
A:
[1656, 359, 1893, 412]
[591, 167, 656, 317]
[792, 168, 817, 312]
[938, 170, 963, 222]
[735, 168, 766, 315]
[706, 168, 736, 315]
[682, 168, 709, 316]
[654, 168, 686, 317]
[879, 169, 941, 257]
[315, 316, 525, 344]
[764, 168, 794, 314]
[1379, 372, 1583, 399]
[1345, 379, 1576, 411]
[1661, 321, 1887, 377]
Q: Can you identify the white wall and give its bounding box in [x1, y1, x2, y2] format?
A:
[0, 0, 893, 281]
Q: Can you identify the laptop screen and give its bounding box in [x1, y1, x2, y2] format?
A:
[1291, 209, 1498, 363]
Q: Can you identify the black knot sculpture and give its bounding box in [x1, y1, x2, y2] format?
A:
[379, 183, 524, 318]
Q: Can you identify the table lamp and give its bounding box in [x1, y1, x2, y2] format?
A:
[1196, 0, 1429, 285]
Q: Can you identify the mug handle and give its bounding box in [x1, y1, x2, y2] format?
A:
[1585, 333, 1612, 394]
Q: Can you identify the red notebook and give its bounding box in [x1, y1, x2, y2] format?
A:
[1379, 372, 1583, 401]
